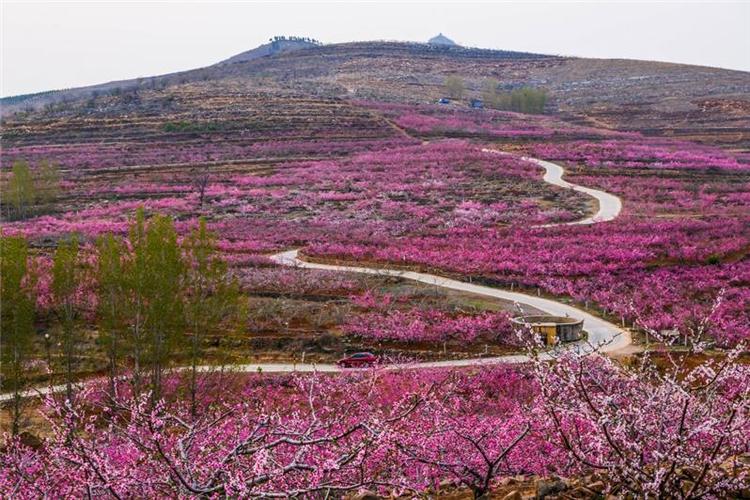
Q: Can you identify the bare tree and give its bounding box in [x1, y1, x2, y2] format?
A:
[191, 166, 211, 209]
[525, 293, 749, 498]
[399, 418, 530, 498]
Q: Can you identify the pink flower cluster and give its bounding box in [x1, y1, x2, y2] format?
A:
[343, 308, 516, 343]
[235, 267, 363, 295]
[2, 357, 747, 497]
[0, 368, 551, 496]
[2, 137, 419, 172]
[309, 218, 750, 346]
[3, 101, 748, 345]
[361, 100, 637, 140]
[531, 139, 748, 171]
[3, 141, 584, 242]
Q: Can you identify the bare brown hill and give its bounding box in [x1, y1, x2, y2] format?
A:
[3, 40, 749, 147]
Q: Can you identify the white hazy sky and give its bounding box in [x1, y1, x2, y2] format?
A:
[2, 1, 749, 97]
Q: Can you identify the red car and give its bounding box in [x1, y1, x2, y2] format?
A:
[337, 352, 378, 368]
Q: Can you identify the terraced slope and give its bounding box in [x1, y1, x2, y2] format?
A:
[4, 41, 749, 147]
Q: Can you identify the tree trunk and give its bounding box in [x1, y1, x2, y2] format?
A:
[151, 328, 163, 405]
[190, 320, 199, 419]
[65, 330, 73, 402]
[108, 334, 118, 397]
[132, 302, 143, 397]
[12, 345, 22, 436]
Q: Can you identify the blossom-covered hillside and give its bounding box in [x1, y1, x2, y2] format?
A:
[1, 42, 749, 498]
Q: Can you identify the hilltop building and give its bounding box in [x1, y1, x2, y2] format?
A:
[428, 33, 457, 46]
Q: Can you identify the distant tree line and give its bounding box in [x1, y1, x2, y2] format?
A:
[0, 90, 57, 107]
[269, 35, 321, 45]
[482, 80, 547, 114]
[442, 77, 547, 114]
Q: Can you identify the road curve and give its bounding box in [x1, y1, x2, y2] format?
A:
[270, 249, 631, 362]
[0, 155, 629, 402]
[262, 152, 629, 365]
[0, 250, 632, 402]
[482, 149, 622, 226]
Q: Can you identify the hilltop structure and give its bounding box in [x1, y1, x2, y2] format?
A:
[218, 36, 319, 65]
[428, 33, 457, 46]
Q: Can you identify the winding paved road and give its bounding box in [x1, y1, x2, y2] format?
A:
[527, 156, 622, 226]
[269, 249, 631, 365]
[263, 152, 630, 366]
[0, 155, 629, 401]
[482, 149, 622, 226]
